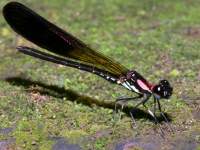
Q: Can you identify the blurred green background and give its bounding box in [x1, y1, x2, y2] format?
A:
[0, 0, 199, 149]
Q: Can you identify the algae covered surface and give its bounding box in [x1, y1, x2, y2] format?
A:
[0, 0, 199, 149]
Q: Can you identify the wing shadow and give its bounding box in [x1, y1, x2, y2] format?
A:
[4, 77, 172, 122]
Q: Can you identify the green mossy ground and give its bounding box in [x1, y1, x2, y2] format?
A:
[0, 0, 199, 149]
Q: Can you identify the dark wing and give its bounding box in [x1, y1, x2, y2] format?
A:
[3, 2, 129, 77]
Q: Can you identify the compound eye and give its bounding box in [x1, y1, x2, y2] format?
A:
[160, 80, 170, 86]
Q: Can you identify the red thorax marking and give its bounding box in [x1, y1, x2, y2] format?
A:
[137, 79, 154, 92]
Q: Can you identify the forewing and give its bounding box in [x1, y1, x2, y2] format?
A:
[3, 2, 129, 77]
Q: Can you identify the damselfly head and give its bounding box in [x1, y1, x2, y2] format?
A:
[152, 80, 173, 99]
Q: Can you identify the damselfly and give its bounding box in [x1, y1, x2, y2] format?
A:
[3, 2, 173, 130]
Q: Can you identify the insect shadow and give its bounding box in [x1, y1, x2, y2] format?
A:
[5, 77, 172, 123]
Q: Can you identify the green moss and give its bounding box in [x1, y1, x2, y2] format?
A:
[13, 119, 52, 149]
[61, 129, 88, 141]
[95, 137, 108, 150]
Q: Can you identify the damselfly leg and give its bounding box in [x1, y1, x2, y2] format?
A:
[114, 95, 142, 123]
[115, 95, 142, 112]
[114, 94, 150, 127]
[156, 97, 174, 133]
[143, 103, 165, 137]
